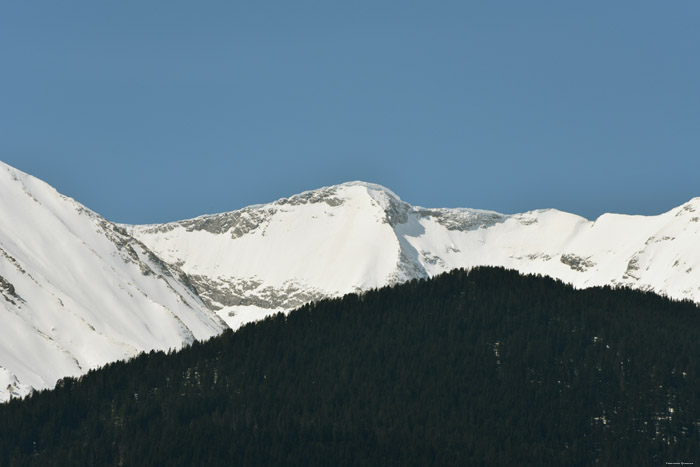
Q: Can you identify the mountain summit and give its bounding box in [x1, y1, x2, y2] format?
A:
[131, 181, 700, 330]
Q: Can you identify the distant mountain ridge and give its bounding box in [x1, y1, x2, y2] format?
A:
[131, 181, 700, 330]
[1, 160, 699, 401]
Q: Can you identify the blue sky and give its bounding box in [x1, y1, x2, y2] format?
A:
[2, 1, 698, 223]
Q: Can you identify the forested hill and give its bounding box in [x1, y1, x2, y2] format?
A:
[1, 267, 699, 466]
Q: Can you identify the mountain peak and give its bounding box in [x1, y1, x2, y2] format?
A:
[336, 181, 403, 201]
[276, 181, 404, 209]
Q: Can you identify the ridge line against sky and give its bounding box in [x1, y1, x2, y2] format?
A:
[1, 1, 699, 224]
[3, 159, 698, 226]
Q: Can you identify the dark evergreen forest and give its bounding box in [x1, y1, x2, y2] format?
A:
[1, 267, 698, 466]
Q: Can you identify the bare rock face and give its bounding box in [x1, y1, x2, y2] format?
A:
[416, 208, 506, 231]
[560, 254, 595, 272]
[0, 275, 16, 304]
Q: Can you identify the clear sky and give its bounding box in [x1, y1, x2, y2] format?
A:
[1, 1, 698, 224]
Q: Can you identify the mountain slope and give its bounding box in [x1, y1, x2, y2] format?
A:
[0, 162, 225, 402]
[131, 182, 700, 329]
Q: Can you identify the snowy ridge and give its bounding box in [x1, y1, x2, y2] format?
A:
[2, 161, 698, 403]
[0, 162, 225, 401]
[131, 182, 700, 330]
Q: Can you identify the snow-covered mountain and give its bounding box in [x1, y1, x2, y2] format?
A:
[0, 162, 225, 402]
[2, 160, 698, 403]
[131, 182, 700, 330]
